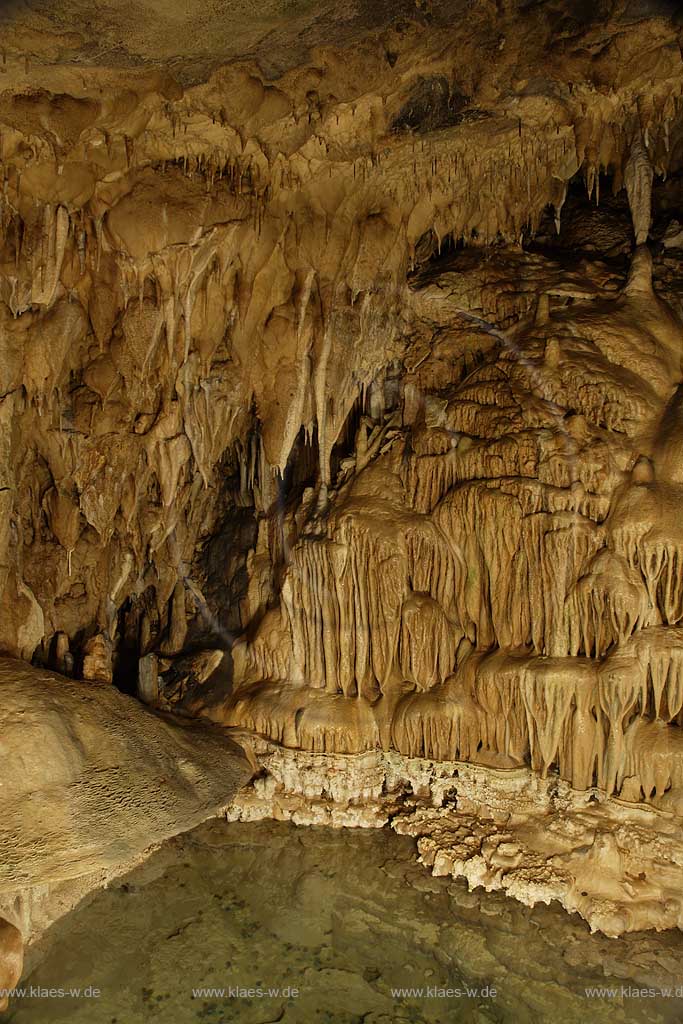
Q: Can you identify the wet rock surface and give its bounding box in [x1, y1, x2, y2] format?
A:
[6, 819, 683, 1024]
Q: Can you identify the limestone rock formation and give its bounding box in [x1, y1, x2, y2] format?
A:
[0, 918, 23, 1013]
[2, 0, 683, 954]
[206, 239, 683, 823]
[0, 658, 250, 947]
[226, 742, 683, 936]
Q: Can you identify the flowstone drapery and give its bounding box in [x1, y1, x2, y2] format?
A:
[3, 0, 683, 940]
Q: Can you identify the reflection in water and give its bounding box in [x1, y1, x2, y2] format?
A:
[6, 820, 683, 1023]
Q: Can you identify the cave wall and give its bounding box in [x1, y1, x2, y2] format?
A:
[218, 235, 683, 811]
[1, 1, 683, 806]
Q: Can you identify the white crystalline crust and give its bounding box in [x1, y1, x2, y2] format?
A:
[227, 742, 683, 937]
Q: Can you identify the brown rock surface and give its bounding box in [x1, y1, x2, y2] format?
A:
[1, 0, 683, 680]
[0, 918, 23, 1012]
[0, 658, 250, 945]
[2, 0, 683, 946]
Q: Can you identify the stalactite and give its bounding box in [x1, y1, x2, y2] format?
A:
[624, 133, 653, 244]
[2, 2, 683, 835]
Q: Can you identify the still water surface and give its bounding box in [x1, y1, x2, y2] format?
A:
[5, 819, 683, 1023]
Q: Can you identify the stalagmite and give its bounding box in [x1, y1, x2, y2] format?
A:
[137, 652, 159, 705]
[161, 581, 189, 656]
[52, 631, 71, 675]
[81, 633, 113, 684]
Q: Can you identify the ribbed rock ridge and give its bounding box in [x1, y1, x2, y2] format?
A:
[211, 241, 683, 824]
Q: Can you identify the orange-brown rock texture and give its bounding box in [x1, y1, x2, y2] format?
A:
[3, 0, 683, 940]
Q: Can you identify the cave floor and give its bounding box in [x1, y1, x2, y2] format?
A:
[5, 820, 683, 1024]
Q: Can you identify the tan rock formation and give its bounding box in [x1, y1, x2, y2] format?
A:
[0, 658, 250, 947]
[0, 1, 682, 677]
[205, 240, 683, 824]
[0, 918, 23, 1013]
[81, 631, 113, 682]
[2, 0, 683, 950]
[227, 742, 683, 937]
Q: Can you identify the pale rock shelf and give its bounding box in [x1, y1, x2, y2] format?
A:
[226, 741, 683, 938]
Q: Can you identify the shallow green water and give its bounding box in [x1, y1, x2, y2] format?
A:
[5, 819, 683, 1024]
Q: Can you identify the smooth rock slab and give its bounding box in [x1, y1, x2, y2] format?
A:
[0, 657, 250, 943]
